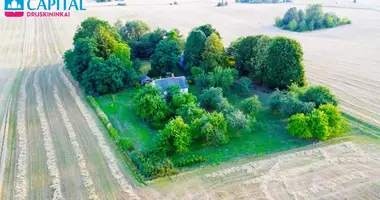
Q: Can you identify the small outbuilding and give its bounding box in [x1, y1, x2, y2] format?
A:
[140, 75, 152, 85]
[151, 75, 189, 95]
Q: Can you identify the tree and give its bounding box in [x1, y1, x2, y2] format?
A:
[298, 9, 305, 22]
[80, 55, 128, 94]
[157, 117, 192, 153]
[120, 20, 150, 42]
[184, 30, 207, 68]
[69, 37, 98, 81]
[241, 96, 262, 116]
[298, 20, 308, 32]
[305, 4, 323, 24]
[93, 25, 119, 59]
[262, 36, 306, 89]
[199, 87, 225, 110]
[191, 112, 228, 145]
[171, 93, 197, 111]
[269, 90, 315, 117]
[254, 35, 272, 83]
[229, 35, 263, 76]
[201, 33, 225, 72]
[283, 7, 299, 25]
[300, 85, 339, 107]
[286, 113, 312, 139]
[132, 28, 168, 59]
[207, 67, 238, 90]
[150, 39, 181, 77]
[113, 42, 133, 66]
[133, 85, 171, 128]
[309, 109, 330, 140]
[74, 17, 120, 43]
[194, 24, 220, 38]
[288, 19, 298, 31]
[275, 17, 284, 27]
[176, 102, 205, 124]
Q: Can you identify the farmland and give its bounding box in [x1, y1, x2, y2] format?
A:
[0, 0, 380, 199]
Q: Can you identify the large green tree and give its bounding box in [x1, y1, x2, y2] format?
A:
[207, 66, 238, 90]
[68, 37, 98, 81]
[194, 24, 220, 38]
[176, 102, 205, 124]
[201, 33, 225, 72]
[150, 39, 181, 77]
[184, 30, 207, 68]
[262, 36, 306, 89]
[191, 112, 228, 145]
[73, 17, 120, 42]
[120, 20, 150, 42]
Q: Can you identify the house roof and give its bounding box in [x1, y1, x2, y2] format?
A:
[152, 76, 189, 92]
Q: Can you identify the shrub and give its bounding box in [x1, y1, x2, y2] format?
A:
[287, 19, 298, 31]
[298, 20, 308, 32]
[241, 96, 262, 116]
[207, 67, 238, 90]
[300, 85, 339, 107]
[174, 155, 205, 167]
[199, 87, 225, 110]
[308, 109, 330, 140]
[269, 91, 315, 117]
[176, 102, 205, 124]
[283, 7, 299, 25]
[234, 77, 251, 95]
[275, 17, 284, 27]
[191, 112, 228, 145]
[262, 36, 306, 89]
[286, 113, 312, 139]
[130, 151, 178, 179]
[225, 109, 249, 133]
[217, 2, 223, 6]
[120, 138, 135, 151]
[318, 104, 347, 136]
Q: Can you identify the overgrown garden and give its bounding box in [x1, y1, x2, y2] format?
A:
[64, 17, 349, 180]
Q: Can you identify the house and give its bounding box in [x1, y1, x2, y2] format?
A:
[151, 74, 189, 95]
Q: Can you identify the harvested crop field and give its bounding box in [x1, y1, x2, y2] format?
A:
[0, 0, 380, 199]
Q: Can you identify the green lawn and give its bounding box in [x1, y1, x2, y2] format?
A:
[96, 92, 158, 151]
[95, 84, 315, 168]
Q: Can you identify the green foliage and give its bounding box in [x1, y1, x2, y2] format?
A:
[199, 87, 225, 110]
[157, 117, 192, 153]
[263, 36, 306, 89]
[253, 35, 272, 84]
[276, 4, 351, 32]
[171, 93, 197, 110]
[120, 20, 150, 42]
[149, 39, 181, 77]
[113, 42, 133, 66]
[286, 113, 312, 139]
[234, 77, 251, 96]
[174, 155, 205, 167]
[133, 85, 171, 128]
[184, 30, 207, 69]
[194, 24, 220, 38]
[201, 33, 225, 72]
[318, 104, 344, 135]
[228, 35, 263, 76]
[176, 102, 205, 124]
[300, 85, 339, 107]
[283, 7, 299, 25]
[269, 91, 315, 117]
[309, 109, 330, 140]
[131, 28, 167, 59]
[130, 151, 178, 179]
[74, 17, 120, 42]
[120, 138, 135, 151]
[225, 109, 249, 132]
[288, 19, 298, 31]
[81, 55, 129, 94]
[191, 112, 228, 145]
[207, 67, 238, 90]
[241, 96, 262, 116]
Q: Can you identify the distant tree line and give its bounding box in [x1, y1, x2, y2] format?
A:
[236, 0, 292, 3]
[276, 4, 351, 32]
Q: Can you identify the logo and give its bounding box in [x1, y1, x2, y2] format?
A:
[4, 0, 86, 17]
[4, 0, 24, 17]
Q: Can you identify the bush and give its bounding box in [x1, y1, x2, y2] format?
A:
[262, 36, 306, 89]
[199, 87, 225, 110]
[130, 151, 178, 179]
[174, 155, 205, 167]
[283, 7, 299, 25]
[287, 19, 298, 31]
[286, 113, 312, 139]
[309, 109, 330, 140]
[318, 104, 347, 136]
[269, 91, 315, 117]
[300, 85, 339, 107]
[217, 2, 223, 6]
[241, 96, 262, 116]
[275, 17, 284, 27]
[191, 112, 228, 146]
[234, 77, 251, 95]
[120, 138, 135, 151]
